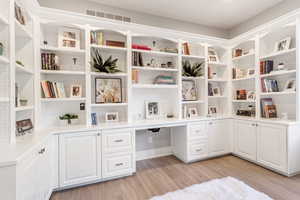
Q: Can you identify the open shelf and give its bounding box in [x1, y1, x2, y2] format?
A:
[15, 106, 34, 112]
[41, 70, 85, 75]
[181, 54, 205, 60]
[232, 100, 256, 103]
[91, 44, 127, 51]
[260, 48, 296, 60]
[0, 14, 8, 25]
[208, 96, 227, 99]
[232, 52, 255, 61]
[132, 66, 178, 72]
[232, 76, 255, 82]
[208, 62, 227, 67]
[0, 56, 9, 64]
[15, 19, 32, 39]
[260, 91, 296, 96]
[182, 100, 204, 104]
[90, 72, 127, 77]
[16, 64, 34, 75]
[91, 103, 128, 107]
[182, 76, 205, 80]
[260, 70, 296, 78]
[0, 97, 9, 102]
[208, 79, 227, 82]
[132, 84, 178, 89]
[41, 46, 86, 55]
[132, 49, 178, 57]
[41, 98, 86, 102]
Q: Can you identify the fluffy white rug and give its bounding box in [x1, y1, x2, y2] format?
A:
[150, 177, 272, 200]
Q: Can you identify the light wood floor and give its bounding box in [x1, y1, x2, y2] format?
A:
[50, 155, 300, 200]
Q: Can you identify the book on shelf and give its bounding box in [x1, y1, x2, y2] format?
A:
[260, 60, 273, 75]
[260, 98, 276, 118]
[105, 40, 125, 48]
[265, 105, 277, 118]
[132, 44, 151, 51]
[182, 42, 190, 55]
[41, 53, 59, 70]
[132, 69, 139, 84]
[132, 52, 144, 66]
[261, 79, 279, 93]
[236, 90, 247, 100]
[15, 3, 26, 25]
[41, 81, 66, 98]
[208, 83, 213, 96]
[90, 31, 104, 46]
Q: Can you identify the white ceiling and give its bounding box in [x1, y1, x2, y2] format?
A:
[90, 0, 284, 29]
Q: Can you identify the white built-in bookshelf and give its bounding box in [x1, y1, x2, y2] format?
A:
[1, 0, 299, 144]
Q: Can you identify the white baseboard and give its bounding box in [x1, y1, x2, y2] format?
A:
[136, 146, 173, 161]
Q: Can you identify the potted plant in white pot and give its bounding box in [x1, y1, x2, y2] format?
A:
[59, 113, 79, 126]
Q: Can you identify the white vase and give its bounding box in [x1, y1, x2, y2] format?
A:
[59, 120, 69, 127]
[71, 119, 79, 125]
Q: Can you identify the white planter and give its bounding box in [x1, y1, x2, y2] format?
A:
[59, 119, 70, 127]
[71, 119, 79, 125]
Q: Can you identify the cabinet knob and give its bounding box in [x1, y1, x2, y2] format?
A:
[196, 149, 202, 152]
[115, 139, 123, 143]
[115, 163, 123, 167]
[252, 123, 256, 126]
[97, 133, 100, 136]
[209, 122, 213, 125]
[38, 148, 45, 154]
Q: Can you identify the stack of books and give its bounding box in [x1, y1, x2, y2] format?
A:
[153, 75, 175, 85]
[261, 79, 279, 93]
[105, 40, 125, 48]
[41, 81, 66, 98]
[260, 98, 277, 118]
[236, 90, 247, 100]
[182, 42, 190, 55]
[41, 53, 59, 70]
[132, 52, 144, 66]
[132, 44, 151, 50]
[260, 60, 273, 75]
[90, 31, 104, 45]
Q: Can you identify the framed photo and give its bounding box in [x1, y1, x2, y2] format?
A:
[212, 87, 221, 96]
[145, 101, 160, 119]
[247, 91, 256, 100]
[208, 106, 217, 115]
[284, 79, 296, 91]
[95, 78, 122, 104]
[182, 80, 197, 101]
[247, 69, 255, 77]
[91, 113, 97, 125]
[58, 27, 81, 49]
[105, 112, 119, 122]
[208, 49, 219, 63]
[188, 107, 198, 118]
[70, 84, 82, 98]
[16, 119, 33, 134]
[274, 37, 291, 52]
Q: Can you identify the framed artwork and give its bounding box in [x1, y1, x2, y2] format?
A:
[284, 79, 296, 92]
[105, 112, 119, 122]
[274, 37, 291, 52]
[58, 27, 81, 49]
[188, 107, 198, 118]
[212, 87, 221, 96]
[91, 113, 97, 125]
[208, 106, 217, 115]
[145, 101, 160, 119]
[70, 84, 82, 98]
[208, 49, 219, 63]
[95, 78, 122, 104]
[182, 80, 197, 101]
[16, 119, 33, 134]
[247, 91, 256, 100]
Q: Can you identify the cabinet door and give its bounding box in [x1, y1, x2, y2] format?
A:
[257, 123, 287, 172]
[208, 120, 229, 156]
[234, 120, 257, 161]
[59, 132, 101, 187]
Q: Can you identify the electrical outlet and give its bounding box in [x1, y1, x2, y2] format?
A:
[148, 137, 153, 143]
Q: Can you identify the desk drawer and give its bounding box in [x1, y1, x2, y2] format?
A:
[103, 129, 133, 154]
[189, 123, 207, 140]
[188, 143, 208, 160]
[102, 154, 133, 178]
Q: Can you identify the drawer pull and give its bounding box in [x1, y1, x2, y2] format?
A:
[209, 122, 213, 125]
[114, 139, 123, 143]
[115, 163, 124, 167]
[195, 149, 202, 152]
[38, 148, 45, 154]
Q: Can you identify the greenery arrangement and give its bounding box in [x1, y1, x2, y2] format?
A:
[91, 48, 122, 73]
[182, 60, 204, 77]
[16, 60, 24, 67]
[59, 113, 78, 124]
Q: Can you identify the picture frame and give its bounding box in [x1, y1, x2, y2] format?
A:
[105, 112, 119, 122]
[284, 79, 296, 92]
[95, 78, 122, 104]
[145, 101, 161, 119]
[274, 37, 291, 52]
[182, 80, 197, 101]
[247, 69, 255, 77]
[16, 119, 33, 135]
[188, 107, 198, 118]
[212, 87, 221, 96]
[70, 84, 82, 98]
[58, 27, 81, 49]
[91, 113, 97, 125]
[208, 49, 219, 63]
[208, 106, 217, 115]
[247, 91, 256, 100]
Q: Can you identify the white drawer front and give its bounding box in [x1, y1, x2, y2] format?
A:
[103, 129, 133, 154]
[189, 123, 207, 140]
[188, 143, 208, 161]
[103, 154, 133, 178]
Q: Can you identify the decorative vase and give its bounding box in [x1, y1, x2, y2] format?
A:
[59, 119, 69, 127]
[71, 119, 79, 125]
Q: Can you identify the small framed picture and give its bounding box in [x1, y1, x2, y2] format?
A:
[208, 49, 219, 63]
[58, 27, 81, 49]
[70, 84, 82, 98]
[284, 79, 296, 91]
[212, 87, 221, 96]
[91, 113, 97, 125]
[16, 119, 33, 134]
[274, 37, 291, 52]
[188, 107, 198, 118]
[208, 106, 217, 115]
[105, 112, 119, 122]
[247, 91, 256, 100]
[247, 69, 255, 77]
[95, 78, 122, 104]
[145, 101, 160, 119]
[182, 80, 197, 101]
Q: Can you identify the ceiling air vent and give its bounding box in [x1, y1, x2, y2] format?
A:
[86, 10, 131, 23]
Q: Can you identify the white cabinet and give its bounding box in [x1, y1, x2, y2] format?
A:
[234, 120, 257, 161]
[59, 131, 101, 187]
[208, 120, 229, 156]
[257, 123, 287, 172]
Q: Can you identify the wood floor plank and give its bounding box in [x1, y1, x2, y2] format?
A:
[50, 155, 300, 200]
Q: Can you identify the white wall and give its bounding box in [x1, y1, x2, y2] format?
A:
[230, 0, 300, 37]
[37, 0, 229, 39]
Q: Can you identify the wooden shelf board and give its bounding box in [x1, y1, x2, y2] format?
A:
[260, 91, 296, 96]
[41, 70, 85, 75]
[41, 46, 85, 54]
[208, 96, 227, 99]
[260, 48, 296, 60]
[15, 19, 32, 39]
[90, 72, 127, 77]
[208, 79, 227, 82]
[16, 64, 34, 75]
[0, 97, 9, 102]
[232, 76, 255, 82]
[232, 100, 256, 103]
[260, 70, 296, 78]
[132, 84, 178, 89]
[0, 56, 9, 64]
[15, 106, 34, 112]
[182, 76, 205, 80]
[132, 66, 178, 72]
[91, 44, 127, 51]
[182, 54, 205, 59]
[91, 103, 128, 107]
[182, 100, 204, 104]
[41, 98, 86, 102]
[232, 53, 255, 61]
[132, 49, 178, 57]
[208, 62, 227, 66]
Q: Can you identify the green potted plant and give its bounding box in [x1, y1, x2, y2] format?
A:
[182, 60, 204, 77]
[59, 113, 79, 126]
[91, 48, 122, 73]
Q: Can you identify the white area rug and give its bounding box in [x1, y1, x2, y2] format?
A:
[150, 177, 272, 200]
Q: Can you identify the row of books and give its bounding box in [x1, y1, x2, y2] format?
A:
[41, 81, 66, 98]
[260, 60, 273, 75]
[260, 98, 277, 118]
[182, 42, 191, 55]
[132, 52, 144, 66]
[236, 89, 247, 100]
[132, 70, 139, 84]
[41, 53, 59, 70]
[261, 79, 279, 93]
[132, 44, 151, 50]
[90, 31, 125, 47]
